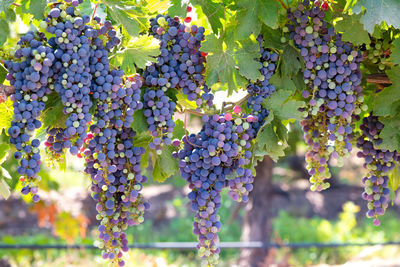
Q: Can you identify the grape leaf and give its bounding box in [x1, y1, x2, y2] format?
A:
[131, 109, 149, 134]
[146, 0, 170, 13]
[378, 114, 400, 151]
[0, 19, 10, 46]
[390, 38, 400, 65]
[201, 31, 259, 95]
[261, 25, 285, 50]
[0, 64, 7, 83]
[0, 178, 10, 200]
[235, 0, 278, 39]
[78, 0, 94, 16]
[0, 97, 13, 135]
[281, 44, 303, 79]
[235, 38, 262, 82]
[37, 93, 68, 138]
[257, 0, 279, 29]
[235, 0, 260, 40]
[0, 143, 9, 163]
[0, 0, 13, 15]
[374, 66, 400, 116]
[191, 0, 224, 34]
[335, 15, 370, 45]
[103, 0, 148, 37]
[23, 0, 46, 20]
[172, 119, 186, 140]
[388, 162, 400, 202]
[353, 0, 400, 33]
[264, 90, 304, 121]
[111, 35, 160, 75]
[167, 0, 188, 17]
[152, 145, 178, 182]
[254, 113, 288, 162]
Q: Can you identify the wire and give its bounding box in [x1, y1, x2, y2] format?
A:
[2, 241, 400, 250]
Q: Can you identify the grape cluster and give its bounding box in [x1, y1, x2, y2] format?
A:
[356, 115, 399, 226]
[286, 0, 364, 191]
[43, 2, 94, 155]
[6, 0, 147, 264]
[5, 32, 56, 202]
[365, 39, 390, 72]
[85, 67, 148, 267]
[246, 34, 278, 130]
[143, 14, 214, 150]
[175, 111, 258, 265]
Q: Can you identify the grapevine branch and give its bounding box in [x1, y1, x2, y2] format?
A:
[366, 73, 392, 85]
[91, 2, 99, 21]
[222, 94, 251, 112]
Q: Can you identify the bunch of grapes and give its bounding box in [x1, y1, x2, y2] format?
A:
[175, 110, 258, 265]
[246, 34, 278, 130]
[356, 115, 399, 226]
[5, 31, 56, 202]
[83, 72, 149, 267]
[143, 14, 214, 150]
[286, 0, 364, 191]
[365, 39, 391, 72]
[41, 1, 95, 156]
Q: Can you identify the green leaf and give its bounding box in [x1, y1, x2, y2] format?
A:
[36, 93, 68, 138]
[0, 64, 7, 84]
[257, 0, 279, 29]
[335, 15, 370, 45]
[0, 97, 13, 135]
[377, 114, 400, 151]
[261, 25, 285, 50]
[264, 90, 304, 121]
[0, 0, 13, 15]
[0, 142, 10, 164]
[152, 145, 178, 182]
[390, 38, 400, 65]
[172, 119, 186, 140]
[131, 109, 149, 134]
[167, 0, 188, 17]
[103, 0, 148, 37]
[353, 0, 400, 33]
[24, 0, 46, 20]
[111, 35, 160, 75]
[281, 44, 303, 78]
[374, 66, 400, 116]
[191, 0, 224, 34]
[146, 0, 170, 13]
[0, 19, 10, 46]
[254, 113, 288, 162]
[235, 0, 260, 40]
[0, 178, 10, 200]
[235, 38, 262, 82]
[201, 32, 258, 95]
[78, 0, 94, 16]
[388, 162, 400, 202]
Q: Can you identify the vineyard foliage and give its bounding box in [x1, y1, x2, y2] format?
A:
[1, 0, 400, 265]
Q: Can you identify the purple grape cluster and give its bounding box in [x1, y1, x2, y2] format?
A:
[175, 112, 258, 265]
[84, 73, 148, 267]
[143, 14, 214, 150]
[42, 2, 95, 155]
[246, 34, 278, 130]
[44, 127, 69, 163]
[286, 0, 364, 191]
[356, 115, 398, 226]
[5, 32, 56, 202]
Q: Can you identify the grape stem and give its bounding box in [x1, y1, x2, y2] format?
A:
[275, 0, 287, 9]
[222, 94, 250, 112]
[91, 2, 99, 22]
[12, 3, 20, 7]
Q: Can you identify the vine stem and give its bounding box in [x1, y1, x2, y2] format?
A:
[275, 0, 288, 9]
[91, 2, 99, 22]
[12, 3, 20, 7]
[222, 94, 250, 112]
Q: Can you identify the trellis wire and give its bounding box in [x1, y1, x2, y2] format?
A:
[1, 242, 400, 250]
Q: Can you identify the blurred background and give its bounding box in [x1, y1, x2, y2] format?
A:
[2, 111, 400, 267]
